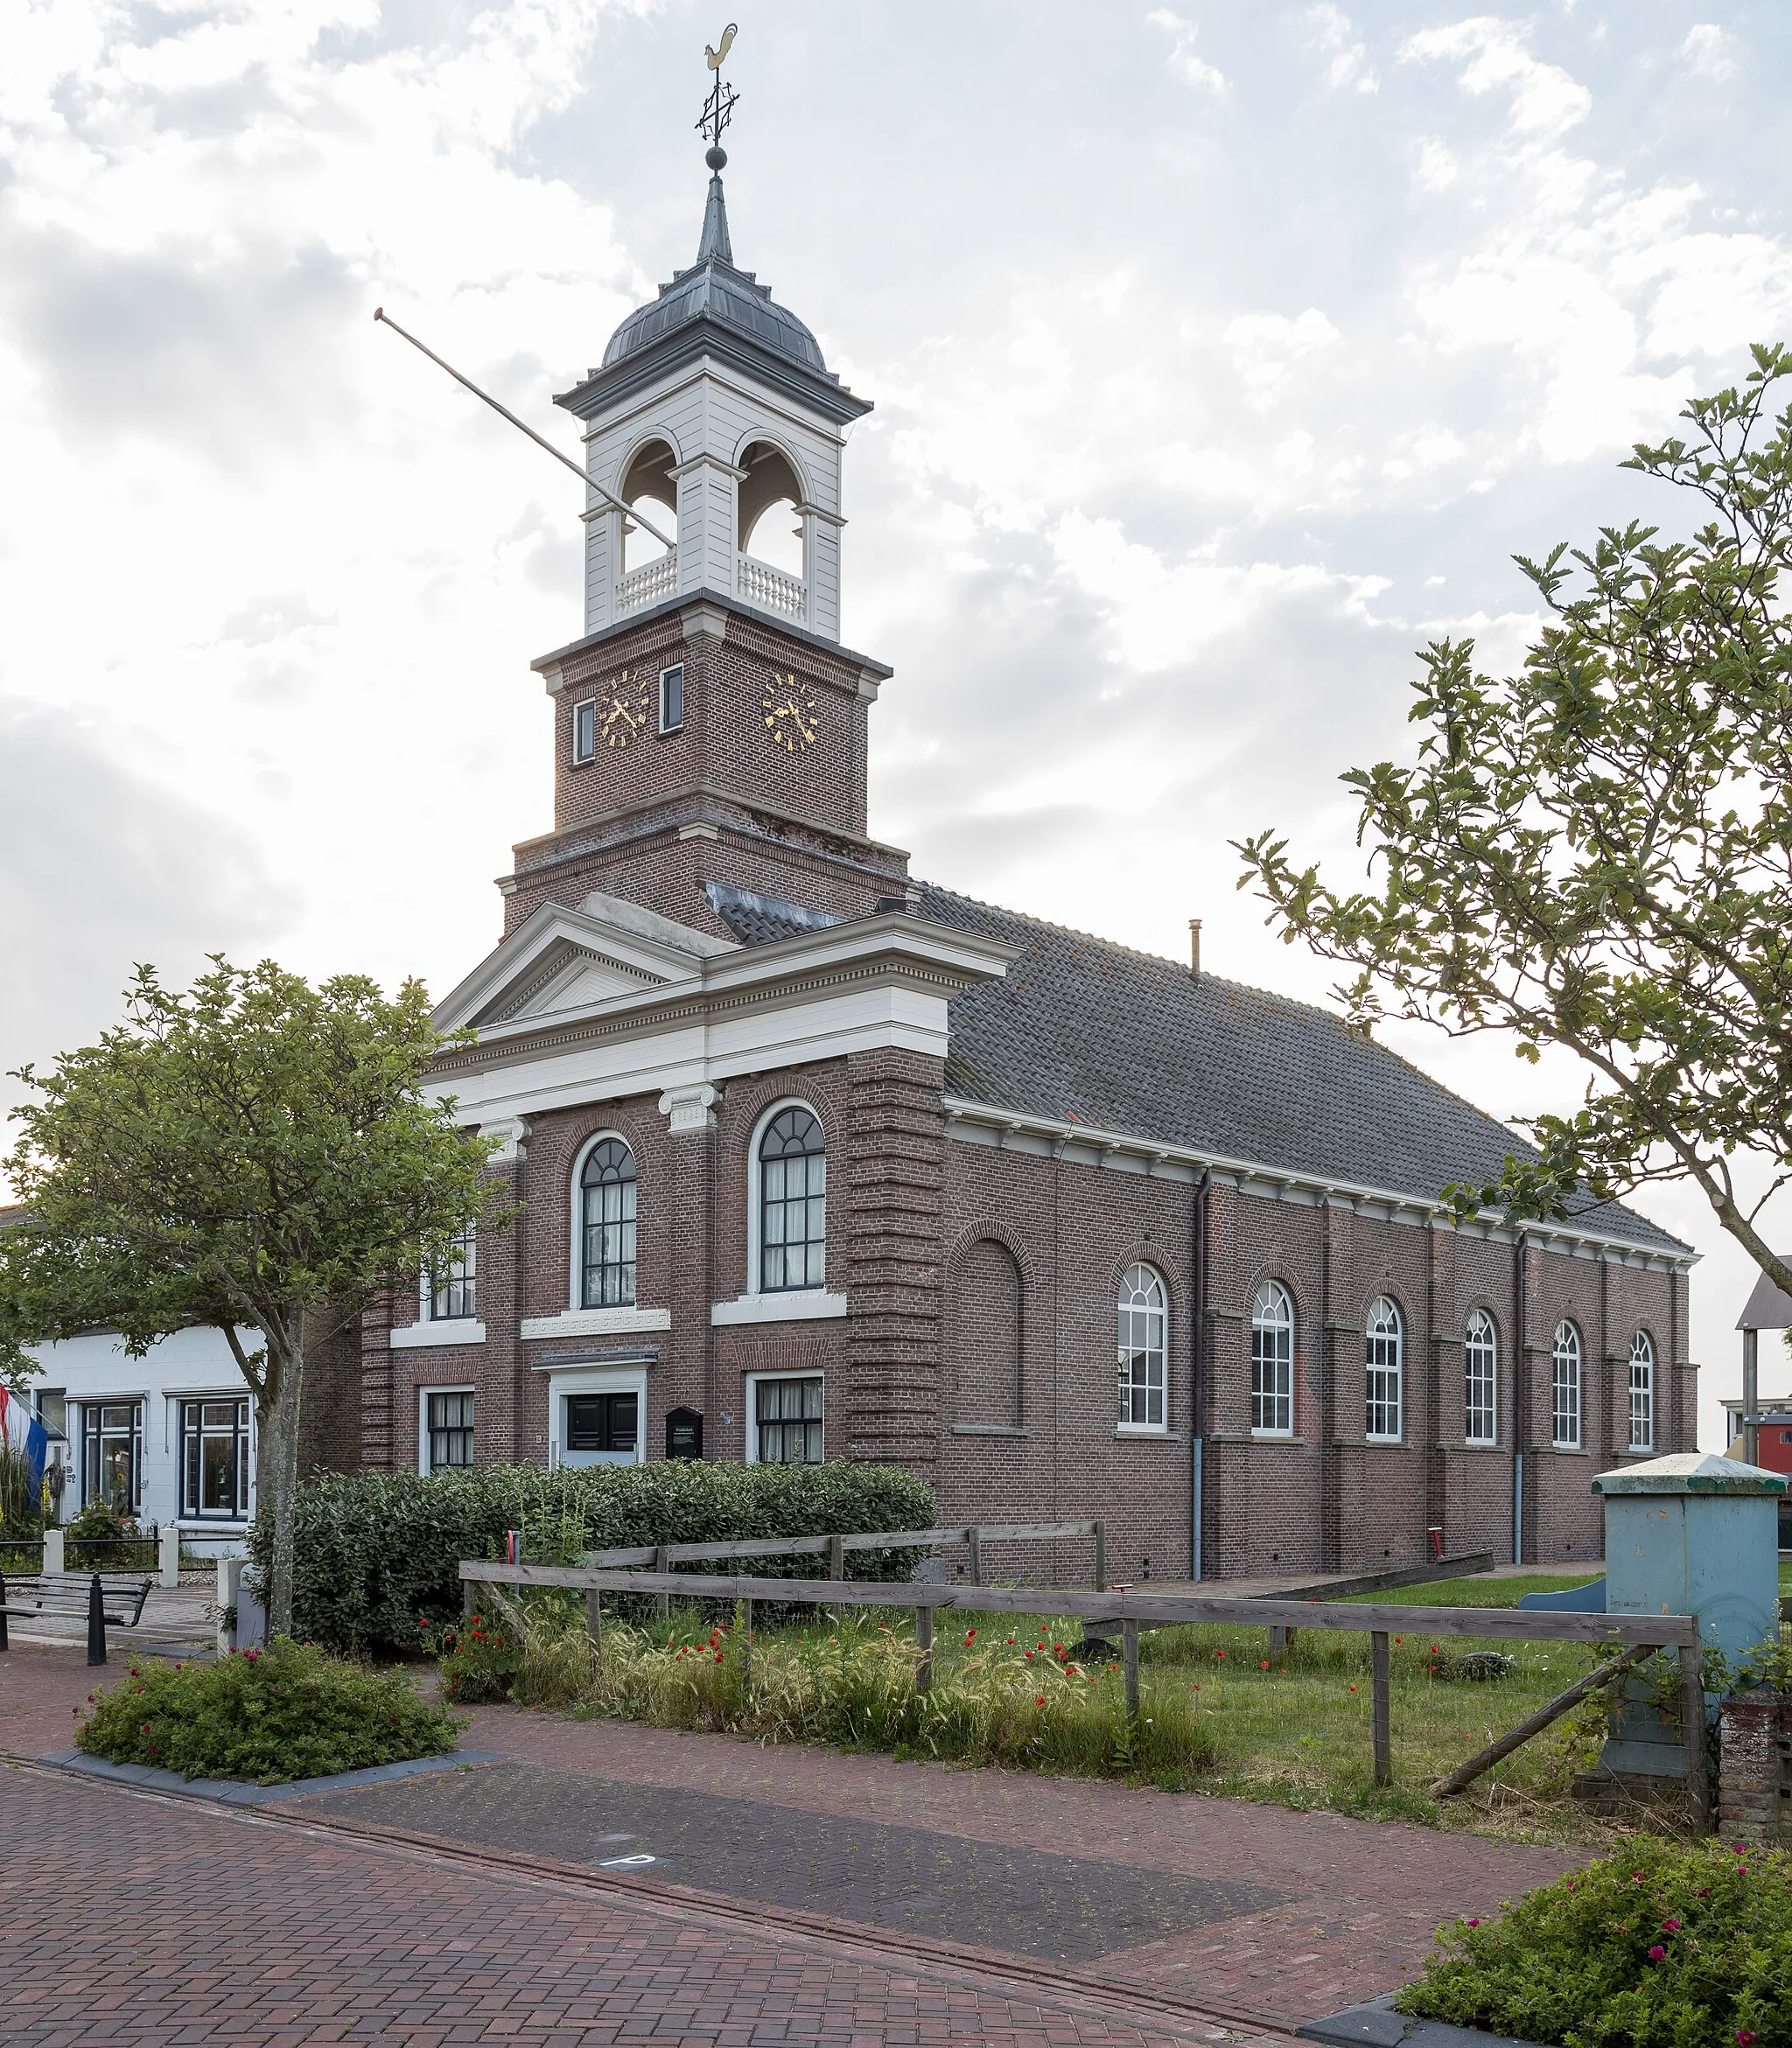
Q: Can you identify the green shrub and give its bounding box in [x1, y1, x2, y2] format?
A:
[450, 1604, 1219, 1786]
[257, 1461, 936, 1656]
[62, 1499, 151, 1568]
[1393, 1835, 1792, 2047]
[76, 1639, 461, 1783]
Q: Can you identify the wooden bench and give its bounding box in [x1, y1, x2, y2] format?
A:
[0, 1572, 157, 1667]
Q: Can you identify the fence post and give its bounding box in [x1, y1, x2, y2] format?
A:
[87, 1574, 107, 1667]
[1680, 1637, 1712, 1832]
[914, 1604, 933, 1690]
[462, 1575, 476, 1624]
[159, 1524, 180, 1590]
[654, 1544, 670, 1622]
[43, 1528, 64, 1576]
[1269, 1625, 1288, 1659]
[968, 1527, 983, 1587]
[1122, 1617, 1140, 1719]
[1093, 1522, 1106, 1594]
[584, 1590, 603, 1657]
[828, 1533, 844, 1581]
[1371, 1631, 1392, 1785]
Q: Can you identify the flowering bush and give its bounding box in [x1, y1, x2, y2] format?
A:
[75, 1639, 460, 1783]
[1393, 1835, 1792, 2046]
[425, 1608, 523, 1703]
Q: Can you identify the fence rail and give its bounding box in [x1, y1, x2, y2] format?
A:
[578, 1519, 1104, 1584]
[457, 1558, 1710, 1826]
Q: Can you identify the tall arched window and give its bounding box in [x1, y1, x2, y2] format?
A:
[1250, 1282, 1294, 1436]
[1628, 1331, 1656, 1450]
[1117, 1264, 1168, 1429]
[579, 1139, 637, 1308]
[1551, 1320, 1582, 1447]
[760, 1107, 826, 1292]
[1365, 1297, 1403, 1441]
[1464, 1310, 1498, 1446]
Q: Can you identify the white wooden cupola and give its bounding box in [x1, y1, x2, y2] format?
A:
[556, 154, 872, 644]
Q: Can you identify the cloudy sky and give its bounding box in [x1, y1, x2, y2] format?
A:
[4, 0, 1789, 1438]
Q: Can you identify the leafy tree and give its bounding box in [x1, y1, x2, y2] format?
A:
[1238, 345, 1792, 1304]
[0, 960, 500, 1634]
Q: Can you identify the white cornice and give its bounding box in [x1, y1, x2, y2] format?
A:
[942, 1096, 1695, 1273]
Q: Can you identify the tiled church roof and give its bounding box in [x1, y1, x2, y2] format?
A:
[914, 884, 1688, 1256]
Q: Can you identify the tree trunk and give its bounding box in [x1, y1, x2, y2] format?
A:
[254, 1316, 307, 1641]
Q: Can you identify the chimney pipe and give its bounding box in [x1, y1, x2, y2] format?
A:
[1188, 919, 1202, 979]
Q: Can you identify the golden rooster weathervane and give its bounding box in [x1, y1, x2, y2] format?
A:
[697, 24, 739, 160]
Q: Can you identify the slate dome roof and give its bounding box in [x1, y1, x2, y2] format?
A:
[600, 172, 830, 381]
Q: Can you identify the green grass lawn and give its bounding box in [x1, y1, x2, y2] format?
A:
[912, 1569, 1673, 1843]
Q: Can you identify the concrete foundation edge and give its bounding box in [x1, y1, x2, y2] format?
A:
[1300, 1992, 1549, 2048]
[38, 1746, 500, 1805]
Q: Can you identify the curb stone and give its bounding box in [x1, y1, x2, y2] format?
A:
[38, 1747, 500, 1805]
[1300, 1994, 1547, 2048]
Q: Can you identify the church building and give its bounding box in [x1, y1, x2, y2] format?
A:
[359, 136, 1697, 1580]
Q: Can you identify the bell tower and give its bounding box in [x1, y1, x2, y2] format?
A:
[508, 54, 911, 945]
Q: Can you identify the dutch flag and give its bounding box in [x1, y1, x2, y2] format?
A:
[0, 1386, 48, 1494]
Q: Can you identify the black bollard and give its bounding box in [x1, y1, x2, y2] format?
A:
[87, 1573, 106, 1667]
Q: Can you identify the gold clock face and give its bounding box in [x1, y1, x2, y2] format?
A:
[762, 671, 818, 753]
[599, 670, 651, 747]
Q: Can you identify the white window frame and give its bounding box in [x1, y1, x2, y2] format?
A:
[744, 1370, 825, 1465]
[1365, 1297, 1404, 1443]
[658, 662, 685, 734]
[746, 1099, 828, 1298]
[1628, 1330, 1656, 1451]
[1250, 1281, 1295, 1437]
[571, 696, 597, 765]
[418, 1384, 475, 1477]
[1551, 1320, 1582, 1448]
[424, 1220, 478, 1324]
[1116, 1262, 1169, 1434]
[569, 1131, 639, 1312]
[1464, 1309, 1498, 1446]
[541, 1362, 648, 1470]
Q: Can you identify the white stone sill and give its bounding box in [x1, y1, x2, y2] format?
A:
[389, 1320, 486, 1349]
[710, 1290, 847, 1326]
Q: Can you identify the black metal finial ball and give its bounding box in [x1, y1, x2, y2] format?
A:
[706, 144, 727, 171]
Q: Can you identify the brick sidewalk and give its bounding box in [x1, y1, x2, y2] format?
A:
[0, 1644, 1589, 2035]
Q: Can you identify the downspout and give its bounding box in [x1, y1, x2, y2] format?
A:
[1191, 1166, 1211, 1581]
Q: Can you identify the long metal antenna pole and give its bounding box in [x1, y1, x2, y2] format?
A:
[373, 307, 676, 551]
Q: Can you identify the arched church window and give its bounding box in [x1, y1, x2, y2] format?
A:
[578, 1138, 637, 1309]
[1117, 1264, 1168, 1429]
[1551, 1320, 1582, 1448]
[1464, 1310, 1497, 1445]
[1250, 1282, 1294, 1436]
[759, 1107, 826, 1292]
[1365, 1297, 1404, 1441]
[737, 439, 805, 578]
[1628, 1330, 1655, 1450]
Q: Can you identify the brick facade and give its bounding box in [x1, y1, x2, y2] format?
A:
[354, 235, 1696, 1575]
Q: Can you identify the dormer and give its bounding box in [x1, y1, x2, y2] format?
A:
[556, 152, 872, 644]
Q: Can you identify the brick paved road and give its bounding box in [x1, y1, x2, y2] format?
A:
[0, 1765, 1284, 2046]
[306, 1762, 1291, 1961]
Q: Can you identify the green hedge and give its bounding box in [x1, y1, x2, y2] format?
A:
[254, 1461, 937, 1655]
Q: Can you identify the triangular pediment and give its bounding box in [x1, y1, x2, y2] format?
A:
[433, 894, 737, 1036]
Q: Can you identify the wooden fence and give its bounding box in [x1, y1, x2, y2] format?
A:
[458, 1558, 1710, 1826]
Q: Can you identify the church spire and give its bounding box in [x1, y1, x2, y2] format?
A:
[696, 159, 733, 266]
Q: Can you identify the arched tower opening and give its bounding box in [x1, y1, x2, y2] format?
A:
[737, 440, 804, 578]
[620, 437, 676, 576]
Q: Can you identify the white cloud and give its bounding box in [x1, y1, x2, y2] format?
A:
[1146, 10, 1228, 91]
[1305, 3, 1378, 94]
[1402, 17, 1591, 141]
[1680, 24, 1739, 82]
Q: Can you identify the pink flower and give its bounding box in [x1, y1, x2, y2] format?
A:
[1648, 1946, 1666, 1963]
[1662, 1919, 1681, 1933]
[1738, 2031, 1757, 2045]
[1465, 1919, 1480, 1929]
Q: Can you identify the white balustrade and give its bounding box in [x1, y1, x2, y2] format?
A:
[737, 552, 807, 620]
[615, 552, 677, 614]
